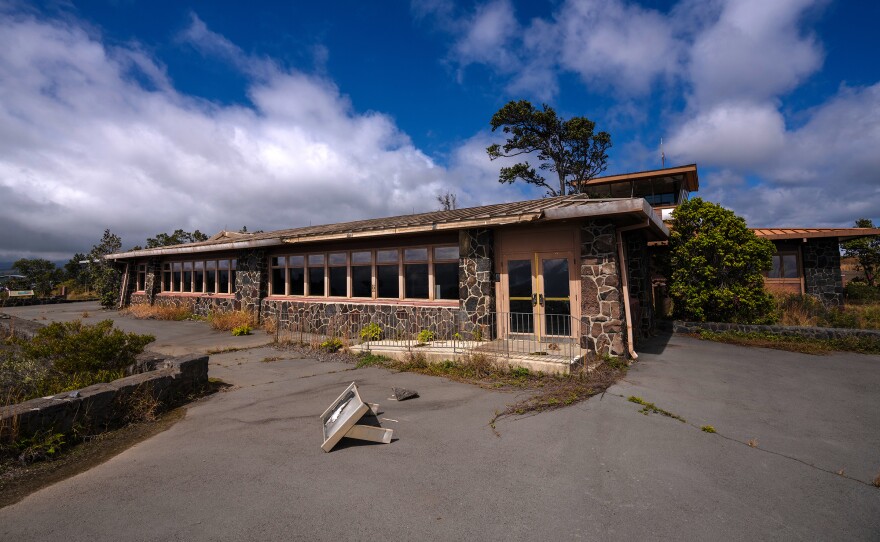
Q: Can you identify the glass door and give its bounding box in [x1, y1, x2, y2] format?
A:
[504, 253, 574, 339]
[507, 258, 534, 334]
[538, 256, 571, 337]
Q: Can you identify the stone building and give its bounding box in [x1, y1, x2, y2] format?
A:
[109, 193, 668, 360]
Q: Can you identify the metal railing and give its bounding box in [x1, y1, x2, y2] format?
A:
[271, 309, 588, 365]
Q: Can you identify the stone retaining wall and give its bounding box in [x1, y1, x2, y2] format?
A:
[0, 313, 44, 339]
[261, 299, 473, 340]
[153, 294, 237, 316]
[673, 320, 880, 341]
[580, 221, 626, 356]
[0, 354, 208, 443]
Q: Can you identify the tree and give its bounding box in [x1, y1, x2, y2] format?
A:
[668, 198, 776, 324]
[145, 229, 209, 248]
[87, 229, 123, 309]
[841, 218, 880, 287]
[437, 191, 457, 211]
[486, 100, 612, 197]
[11, 258, 62, 297]
[63, 253, 89, 288]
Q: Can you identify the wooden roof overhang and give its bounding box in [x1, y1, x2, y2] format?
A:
[107, 196, 669, 260]
[752, 228, 880, 241]
[581, 164, 699, 193]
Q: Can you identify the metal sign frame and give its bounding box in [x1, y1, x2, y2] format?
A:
[320, 382, 393, 452]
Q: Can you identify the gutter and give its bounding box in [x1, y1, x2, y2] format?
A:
[615, 220, 652, 361]
[105, 237, 283, 260]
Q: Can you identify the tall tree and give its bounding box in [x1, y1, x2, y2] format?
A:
[145, 229, 209, 248]
[11, 258, 62, 297]
[63, 253, 89, 287]
[669, 198, 776, 324]
[87, 229, 123, 308]
[841, 218, 880, 287]
[486, 100, 612, 197]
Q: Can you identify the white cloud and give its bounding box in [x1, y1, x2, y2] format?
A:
[0, 11, 501, 260]
[452, 0, 520, 70]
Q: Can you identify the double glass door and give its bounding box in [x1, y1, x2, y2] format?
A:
[506, 252, 574, 338]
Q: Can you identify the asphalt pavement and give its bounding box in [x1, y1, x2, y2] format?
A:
[1, 303, 878, 540]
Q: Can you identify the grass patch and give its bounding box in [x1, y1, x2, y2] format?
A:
[354, 351, 627, 433]
[695, 329, 880, 355]
[260, 356, 283, 363]
[122, 304, 193, 321]
[775, 294, 880, 330]
[207, 310, 254, 332]
[627, 396, 686, 422]
[701, 425, 717, 433]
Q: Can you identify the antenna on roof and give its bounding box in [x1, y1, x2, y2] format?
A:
[661, 138, 666, 168]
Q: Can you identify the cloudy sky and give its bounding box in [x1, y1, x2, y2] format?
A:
[1, 0, 878, 261]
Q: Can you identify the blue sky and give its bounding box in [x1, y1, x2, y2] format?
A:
[1, 0, 878, 260]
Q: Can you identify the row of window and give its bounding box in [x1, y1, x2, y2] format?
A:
[158, 259, 238, 294]
[270, 246, 459, 301]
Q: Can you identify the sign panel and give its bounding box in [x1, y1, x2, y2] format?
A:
[8, 290, 34, 297]
[320, 382, 370, 452]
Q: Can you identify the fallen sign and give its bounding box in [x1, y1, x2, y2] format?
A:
[320, 382, 394, 453]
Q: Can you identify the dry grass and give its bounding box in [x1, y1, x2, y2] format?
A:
[261, 316, 278, 335]
[356, 351, 628, 434]
[122, 304, 193, 321]
[874, 471, 880, 488]
[207, 310, 254, 332]
[748, 438, 758, 448]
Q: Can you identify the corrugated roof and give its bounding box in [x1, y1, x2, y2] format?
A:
[752, 228, 880, 240]
[108, 194, 668, 259]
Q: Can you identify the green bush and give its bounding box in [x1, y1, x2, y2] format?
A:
[845, 282, 880, 303]
[416, 329, 435, 343]
[22, 319, 154, 374]
[669, 198, 776, 324]
[320, 337, 343, 352]
[231, 324, 252, 336]
[359, 322, 383, 341]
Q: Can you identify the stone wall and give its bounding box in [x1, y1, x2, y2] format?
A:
[144, 258, 161, 304]
[673, 320, 880, 341]
[802, 238, 844, 306]
[152, 294, 237, 316]
[580, 221, 626, 356]
[624, 230, 653, 339]
[235, 249, 268, 318]
[459, 228, 495, 338]
[0, 354, 208, 443]
[261, 299, 468, 340]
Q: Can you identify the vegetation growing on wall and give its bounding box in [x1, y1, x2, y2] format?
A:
[668, 198, 776, 324]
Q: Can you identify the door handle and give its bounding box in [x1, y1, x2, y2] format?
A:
[531, 293, 537, 306]
[538, 294, 545, 307]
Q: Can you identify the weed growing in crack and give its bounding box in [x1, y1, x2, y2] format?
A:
[701, 425, 717, 433]
[627, 396, 686, 423]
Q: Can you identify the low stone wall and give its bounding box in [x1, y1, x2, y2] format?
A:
[0, 354, 209, 443]
[673, 320, 880, 341]
[261, 299, 482, 340]
[0, 313, 43, 339]
[152, 294, 237, 316]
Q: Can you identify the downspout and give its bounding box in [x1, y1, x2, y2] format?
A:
[615, 221, 651, 361]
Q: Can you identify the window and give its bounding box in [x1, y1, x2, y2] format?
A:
[136, 264, 146, 292]
[162, 263, 172, 292]
[433, 246, 459, 299]
[205, 261, 216, 294]
[351, 251, 372, 298]
[193, 261, 204, 292]
[377, 249, 399, 298]
[181, 262, 192, 292]
[404, 248, 429, 299]
[271, 256, 286, 295]
[161, 259, 236, 294]
[266, 245, 458, 302]
[328, 253, 347, 297]
[644, 193, 676, 206]
[308, 254, 325, 296]
[767, 252, 799, 279]
[288, 256, 305, 296]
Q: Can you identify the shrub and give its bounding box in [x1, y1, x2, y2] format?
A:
[22, 319, 154, 375]
[359, 322, 383, 341]
[669, 198, 776, 324]
[320, 337, 343, 352]
[416, 329, 435, 343]
[123, 304, 193, 321]
[231, 324, 252, 336]
[845, 282, 880, 303]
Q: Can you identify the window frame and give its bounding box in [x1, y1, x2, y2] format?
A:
[766, 251, 801, 280]
[267, 244, 459, 303]
[159, 258, 237, 295]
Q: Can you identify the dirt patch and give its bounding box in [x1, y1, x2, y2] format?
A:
[0, 407, 186, 509]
